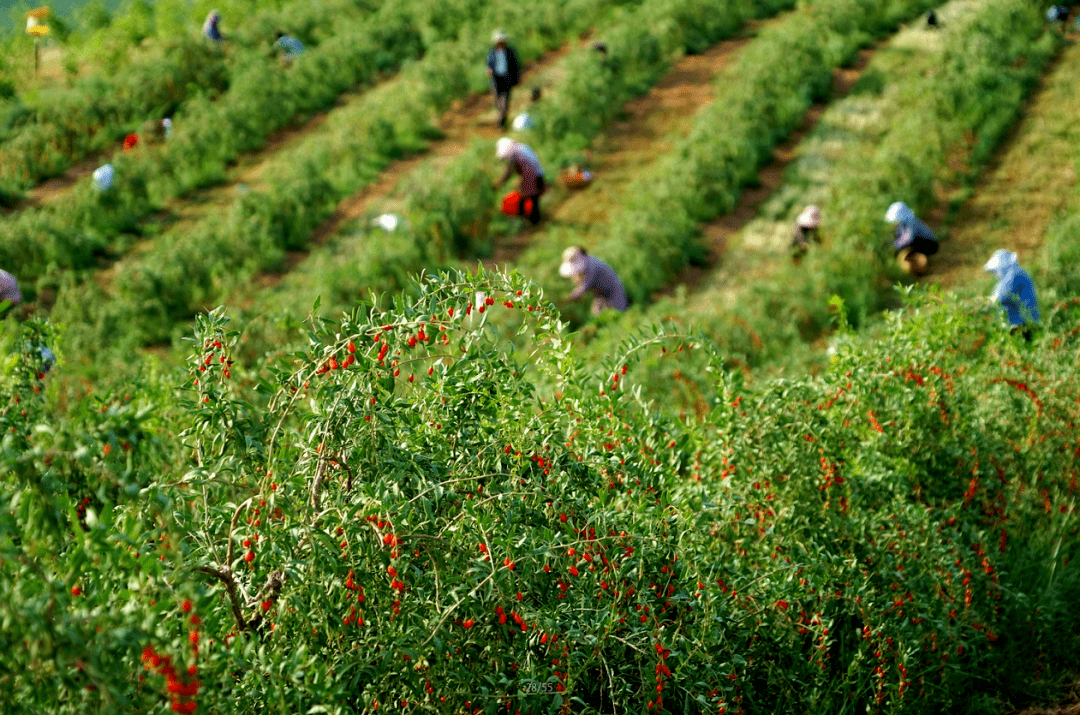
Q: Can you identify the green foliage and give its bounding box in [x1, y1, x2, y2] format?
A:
[2, 271, 1079, 713]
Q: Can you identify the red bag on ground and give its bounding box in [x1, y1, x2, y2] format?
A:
[500, 191, 533, 217]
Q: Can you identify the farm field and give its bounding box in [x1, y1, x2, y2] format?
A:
[2, 0, 1080, 713]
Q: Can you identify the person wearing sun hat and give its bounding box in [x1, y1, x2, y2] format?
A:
[790, 205, 822, 261]
[495, 137, 546, 224]
[984, 249, 1039, 340]
[885, 201, 937, 275]
[487, 30, 521, 129]
[560, 246, 628, 315]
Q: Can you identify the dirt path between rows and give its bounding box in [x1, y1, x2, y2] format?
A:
[651, 45, 879, 298]
[922, 36, 1080, 293]
[484, 27, 769, 268]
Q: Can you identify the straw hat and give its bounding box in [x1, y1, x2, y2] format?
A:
[492, 29, 508, 44]
[559, 246, 587, 278]
[796, 205, 820, 229]
[495, 137, 515, 160]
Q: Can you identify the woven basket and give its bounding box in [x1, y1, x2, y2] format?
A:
[560, 169, 594, 190]
[898, 248, 929, 276]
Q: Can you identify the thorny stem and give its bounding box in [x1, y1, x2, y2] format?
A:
[198, 566, 248, 632]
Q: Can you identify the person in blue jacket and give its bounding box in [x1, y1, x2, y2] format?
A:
[487, 30, 521, 129]
[984, 249, 1039, 340]
[886, 201, 938, 275]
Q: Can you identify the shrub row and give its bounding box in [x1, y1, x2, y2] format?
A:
[3, 271, 1079, 713]
[0, 0, 387, 202]
[0, 0, 436, 268]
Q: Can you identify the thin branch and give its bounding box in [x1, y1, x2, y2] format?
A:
[198, 566, 247, 632]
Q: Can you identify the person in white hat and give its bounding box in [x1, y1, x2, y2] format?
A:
[560, 246, 628, 315]
[487, 30, 521, 129]
[885, 201, 937, 275]
[495, 137, 546, 224]
[790, 205, 822, 261]
[984, 249, 1039, 339]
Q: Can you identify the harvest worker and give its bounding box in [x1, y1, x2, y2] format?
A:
[885, 201, 937, 275]
[275, 32, 305, 64]
[203, 10, 223, 43]
[559, 246, 628, 315]
[984, 249, 1039, 339]
[1047, 5, 1070, 24]
[487, 30, 521, 129]
[790, 205, 822, 261]
[0, 269, 22, 307]
[495, 137, 545, 225]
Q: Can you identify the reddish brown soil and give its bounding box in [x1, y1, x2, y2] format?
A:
[487, 31, 765, 266]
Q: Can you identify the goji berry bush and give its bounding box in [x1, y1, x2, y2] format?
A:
[1, 272, 1077, 714]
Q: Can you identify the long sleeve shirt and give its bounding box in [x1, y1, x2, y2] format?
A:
[569, 256, 628, 311]
[499, 144, 545, 197]
[893, 217, 935, 250]
[0, 270, 22, 305]
[991, 266, 1039, 326]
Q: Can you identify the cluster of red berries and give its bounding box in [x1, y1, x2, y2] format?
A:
[141, 635, 200, 714]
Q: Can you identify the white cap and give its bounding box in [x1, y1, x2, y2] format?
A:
[92, 164, 114, 191]
[559, 246, 587, 278]
[496, 137, 515, 159]
[374, 213, 400, 231]
[797, 205, 820, 229]
[512, 113, 535, 131]
[984, 249, 1017, 274]
[885, 201, 914, 223]
[492, 29, 508, 43]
